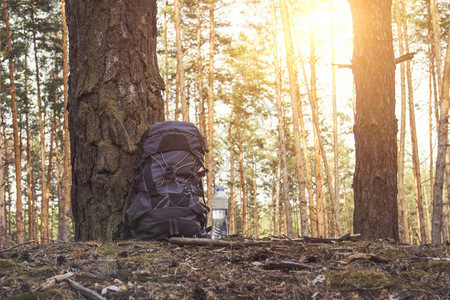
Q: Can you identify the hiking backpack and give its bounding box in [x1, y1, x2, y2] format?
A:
[119, 121, 209, 240]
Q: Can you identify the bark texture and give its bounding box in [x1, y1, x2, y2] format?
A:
[349, 0, 399, 241]
[66, 0, 164, 240]
[61, 0, 72, 242]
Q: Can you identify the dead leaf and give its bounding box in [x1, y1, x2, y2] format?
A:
[342, 252, 375, 264]
[85, 241, 103, 247]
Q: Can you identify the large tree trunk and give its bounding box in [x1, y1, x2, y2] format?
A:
[66, 0, 164, 241]
[349, 0, 399, 241]
[432, 31, 450, 244]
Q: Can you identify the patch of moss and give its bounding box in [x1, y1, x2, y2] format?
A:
[24, 266, 55, 277]
[327, 270, 395, 289]
[0, 259, 24, 273]
[399, 269, 431, 282]
[97, 243, 121, 258]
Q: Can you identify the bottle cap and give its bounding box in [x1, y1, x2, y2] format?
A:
[216, 185, 225, 192]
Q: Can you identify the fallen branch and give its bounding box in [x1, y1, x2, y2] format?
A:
[168, 237, 270, 248]
[255, 259, 321, 270]
[67, 279, 107, 300]
[303, 234, 361, 244]
[35, 272, 74, 291]
[411, 256, 450, 262]
[0, 240, 35, 254]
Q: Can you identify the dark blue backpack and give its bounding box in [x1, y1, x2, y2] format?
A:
[119, 121, 209, 240]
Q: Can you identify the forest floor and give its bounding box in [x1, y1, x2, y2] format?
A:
[0, 236, 448, 300]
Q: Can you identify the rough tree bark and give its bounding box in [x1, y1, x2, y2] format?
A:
[66, 0, 164, 240]
[349, 0, 399, 241]
[432, 31, 450, 244]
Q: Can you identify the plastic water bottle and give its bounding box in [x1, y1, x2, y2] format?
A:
[211, 185, 228, 240]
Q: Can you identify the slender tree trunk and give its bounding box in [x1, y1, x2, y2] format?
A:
[7, 176, 11, 245]
[349, 0, 399, 241]
[444, 149, 449, 242]
[297, 32, 341, 237]
[197, 0, 206, 136]
[206, 2, 215, 219]
[425, 3, 435, 238]
[31, 170, 38, 242]
[270, 173, 275, 235]
[271, 0, 295, 237]
[279, 0, 302, 238]
[236, 116, 248, 236]
[174, 0, 188, 121]
[61, 0, 71, 242]
[330, 0, 340, 237]
[275, 156, 281, 236]
[3, 118, 11, 247]
[394, 0, 408, 244]
[24, 52, 34, 242]
[163, 0, 169, 119]
[228, 117, 237, 235]
[252, 161, 259, 238]
[430, 0, 442, 96]
[432, 31, 450, 244]
[310, 27, 327, 237]
[400, 0, 426, 244]
[31, 0, 49, 243]
[3, 0, 24, 244]
[0, 104, 6, 248]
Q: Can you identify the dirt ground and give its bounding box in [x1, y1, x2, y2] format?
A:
[0, 236, 448, 299]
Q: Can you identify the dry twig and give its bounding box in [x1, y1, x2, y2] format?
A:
[0, 240, 34, 254]
[67, 279, 107, 300]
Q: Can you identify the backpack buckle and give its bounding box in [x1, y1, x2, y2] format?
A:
[164, 166, 174, 179]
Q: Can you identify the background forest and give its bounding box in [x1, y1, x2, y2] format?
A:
[0, 0, 449, 248]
